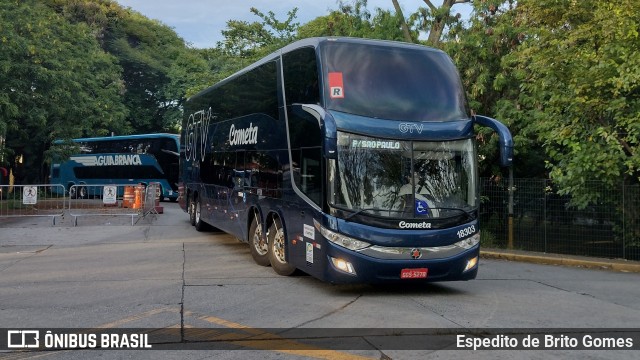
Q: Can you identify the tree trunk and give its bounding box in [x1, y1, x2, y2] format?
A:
[423, 0, 470, 45]
[391, 0, 413, 42]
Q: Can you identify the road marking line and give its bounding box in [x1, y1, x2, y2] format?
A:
[3, 310, 375, 360]
[196, 314, 375, 360]
[1, 308, 181, 359]
[97, 306, 179, 328]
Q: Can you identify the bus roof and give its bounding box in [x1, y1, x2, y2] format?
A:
[188, 37, 445, 101]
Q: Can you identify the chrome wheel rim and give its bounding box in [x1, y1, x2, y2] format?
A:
[252, 224, 268, 256]
[273, 228, 286, 264]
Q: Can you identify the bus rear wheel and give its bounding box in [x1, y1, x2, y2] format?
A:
[268, 218, 296, 276]
[189, 196, 196, 226]
[69, 185, 87, 199]
[194, 197, 209, 232]
[249, 216, 269, 267]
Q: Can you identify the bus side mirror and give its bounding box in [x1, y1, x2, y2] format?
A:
[291, 103, 338, 159]
[473, 115, 514, 167]
[291, 103, 325, 128]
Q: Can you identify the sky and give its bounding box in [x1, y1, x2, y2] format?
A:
[113, 0, 472, 49]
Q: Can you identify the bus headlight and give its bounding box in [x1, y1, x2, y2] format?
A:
[464, 256, 478, 272]
[314, 220, 371, 251]
[330, 257, 357, 275]
[455, 232, 480, 250]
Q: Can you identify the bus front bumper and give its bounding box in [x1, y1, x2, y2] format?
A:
[321, 241, 480, 284]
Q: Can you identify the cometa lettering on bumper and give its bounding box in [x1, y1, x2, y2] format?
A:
[398, 221, 432, 229]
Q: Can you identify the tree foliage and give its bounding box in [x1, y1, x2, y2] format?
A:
[51, 0, 206, 133]
[0, 0, 128, 181]
[298, 0, 412, 41]
[443, 1, 546, 178]
[505, 0, 640, 206]
[218, 7, 299, 60]
[1, 0, 212, 182]
[410, 0, 470, 45]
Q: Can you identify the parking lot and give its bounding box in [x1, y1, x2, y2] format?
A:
[1, 203, 639, 359]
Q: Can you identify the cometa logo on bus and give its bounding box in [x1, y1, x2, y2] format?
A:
[229, 123, 259, 146]
[398, 221, 432, 229]
[70, 155, 142, 166]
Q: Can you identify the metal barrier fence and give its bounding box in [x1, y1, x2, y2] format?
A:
[143, 183, 160, 216]
[480, 178, 640, 261]
[0, 184, 66, 225]
[68, 184, 150, 226]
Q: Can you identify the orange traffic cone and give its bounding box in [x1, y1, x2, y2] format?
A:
[133, 185, 143, 209]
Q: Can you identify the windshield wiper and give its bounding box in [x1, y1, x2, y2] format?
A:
[427, 207, 476, 221]
[343, 207, 397, 221]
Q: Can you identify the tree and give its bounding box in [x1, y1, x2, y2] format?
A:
[218, 7, 299, 61]
[387, 0, 470, 45]
[424, 0, 470, 44]
[443, 1, 545, 178]
[298, 0, 411, 41]
[49, 0, 206, 133]
[0, 0, 128, 182]
[391, 0, 413, 42]
[505, 0, 640, 206]
[101, 10, 193, 133]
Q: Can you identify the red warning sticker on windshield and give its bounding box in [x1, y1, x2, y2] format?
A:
[328, 72, 344, 99]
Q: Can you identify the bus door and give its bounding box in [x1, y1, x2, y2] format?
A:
[211, 150, 247, 237]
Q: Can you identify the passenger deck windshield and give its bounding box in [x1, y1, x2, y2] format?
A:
[329, 132, 478, 220]
[322, 42, 469, 122]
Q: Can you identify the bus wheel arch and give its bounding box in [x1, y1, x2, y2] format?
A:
[248, 207, 269, 266]
[267, 214, 296, 276]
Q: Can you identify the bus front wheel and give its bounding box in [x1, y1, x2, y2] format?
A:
[268, 218, 296, 276]
[249, 216, 270, 267]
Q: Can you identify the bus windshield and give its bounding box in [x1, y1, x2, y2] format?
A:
[322, 42, 469, 122]
[329, 132, 477, 219]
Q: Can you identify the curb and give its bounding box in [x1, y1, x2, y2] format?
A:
[480, 249, 640, 273]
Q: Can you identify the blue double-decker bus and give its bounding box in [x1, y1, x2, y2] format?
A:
[180, 37, 513, 283]
[51, 133, 180, 201]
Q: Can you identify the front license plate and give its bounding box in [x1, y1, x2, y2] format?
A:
[401, 268, 428, 279]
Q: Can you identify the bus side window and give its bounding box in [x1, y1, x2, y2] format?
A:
[283, 47, 320, 105]
[283, 47, 322, 205]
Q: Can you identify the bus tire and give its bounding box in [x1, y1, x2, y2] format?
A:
[78, 186, 87, 199]
[70, 185, 86, 199]
[194, 197, 209, 232]
[249, 216, 270, 267]
[69, 185, 77, 199]
[268, 218, 296, 276]
[189, 196, 196, 226]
